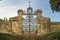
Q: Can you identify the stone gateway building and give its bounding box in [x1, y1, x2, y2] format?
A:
[0, 1, 60, 35]
[9, 8, 51, 35]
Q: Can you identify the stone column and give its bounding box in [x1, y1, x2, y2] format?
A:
[17, 9, 23, 34]
[36, 9, 42, 35]
[8, 19, 12, 34]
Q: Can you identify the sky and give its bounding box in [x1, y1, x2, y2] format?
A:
[0, 0, 60, 22]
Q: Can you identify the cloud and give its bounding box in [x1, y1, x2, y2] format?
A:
[0, 0, 60, 21]
[0, 0, 29, 19]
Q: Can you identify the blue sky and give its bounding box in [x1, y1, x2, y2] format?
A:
[0, 0, 60, 22]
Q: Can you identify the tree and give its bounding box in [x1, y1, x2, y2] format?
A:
[49, 0, 60, 12]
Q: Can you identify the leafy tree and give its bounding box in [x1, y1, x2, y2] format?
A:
[49, 0, 60, 12]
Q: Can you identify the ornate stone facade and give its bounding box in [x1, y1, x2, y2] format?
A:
[0, 1, 60, 35]
[8, 6, 51, 35]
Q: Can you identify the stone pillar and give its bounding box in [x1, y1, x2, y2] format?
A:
[8, 19, 12, 34]
[47, 20, 51, 33]
[36, 9, 42, 35]
[17, 9, 23, 34]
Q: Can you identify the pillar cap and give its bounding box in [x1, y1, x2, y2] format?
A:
[17, 9, 23, 13]
[36, 9, 42, 14]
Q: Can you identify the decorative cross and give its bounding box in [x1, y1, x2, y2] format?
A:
[29, 0, 31, 7]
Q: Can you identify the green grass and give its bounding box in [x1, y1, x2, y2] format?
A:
[0, 33, 15, 40]
[0, 32, 60, 40]
[44, 32, 60, 40]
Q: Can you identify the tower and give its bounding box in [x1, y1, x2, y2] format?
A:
[17, 9, 23, 34]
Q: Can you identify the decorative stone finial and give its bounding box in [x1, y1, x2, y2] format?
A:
[17, 9, 23, 13]
[36, 9, 42, 14]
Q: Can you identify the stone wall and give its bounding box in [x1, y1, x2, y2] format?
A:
[51, 22, 60, 32]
